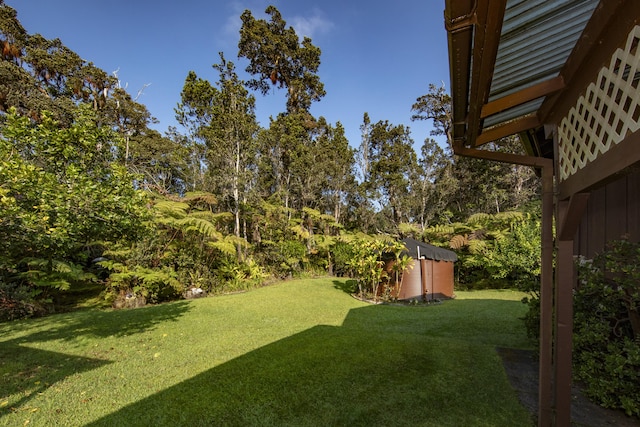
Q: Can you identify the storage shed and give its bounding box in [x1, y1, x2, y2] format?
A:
[390, 238, 458, 301]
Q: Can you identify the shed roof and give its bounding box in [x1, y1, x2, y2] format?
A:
[401, 238, 458, 262]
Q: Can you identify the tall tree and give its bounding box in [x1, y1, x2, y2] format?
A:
[238, 5, 325, 114]
[358, 112, 372, 183]
[176, 54, 259, 256]
[410, 138, 458, 227]
[314, 120, 357, 223]
[0, 106, 149, 293]
[367, 120, 417, 225]
[126, 127, 192, 195]
[411, 82, 452, 142]
[255, 111, 314, 210]
[175, 71, 216, 192]
[208, 53, 259, 251]
[0, 1, 161, 157]
[411, 83, 540, 220]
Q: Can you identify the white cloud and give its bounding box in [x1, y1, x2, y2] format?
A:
[216, 1, 247, 49]
[290, 9, 334, 40]
[217, 4, 334, 48]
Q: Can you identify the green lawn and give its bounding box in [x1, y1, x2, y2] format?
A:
[0, 278, 534, 426]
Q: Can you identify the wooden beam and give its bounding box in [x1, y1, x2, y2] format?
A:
[474, 113, 540, 146]
[453, 140, 552, 169]
[481, 76, 565, 119]
[539, 166, 554, 427]
[554, 237, 575, 427]
[558, 193, 590, 241]
[553, 195, 589, 426]
[559, 130, 640, 200]
[554, 193, 590, 426]
[466, 0, 507, 147]
[445, 0, 476, 142]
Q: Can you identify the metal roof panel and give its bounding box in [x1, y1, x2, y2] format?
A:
[485, 0, 599, 126]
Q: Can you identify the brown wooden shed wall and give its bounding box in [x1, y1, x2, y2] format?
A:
[431, 260, 454, 300]
[574, 169, 640, 258]
[392, 258, 455, 301]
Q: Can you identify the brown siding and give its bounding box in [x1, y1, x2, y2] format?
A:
[399, 258, 422, 300]
[575, 170, 640, 258]
[432, 261, 455, 299]
[391, 258, 455, 301]
[629, 173, 640, 242]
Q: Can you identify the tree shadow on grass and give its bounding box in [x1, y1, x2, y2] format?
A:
[0, 301, 192, 343]
[0, 301, 192, 418]
[86, 301, 532, 427]
[332, 279, 357, 294]
[0, 344, 111, 415]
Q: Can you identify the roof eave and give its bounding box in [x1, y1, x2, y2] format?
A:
[445, 0, 631, 151]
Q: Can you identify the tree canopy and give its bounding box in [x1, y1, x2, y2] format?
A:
[238, 5, 325, 114]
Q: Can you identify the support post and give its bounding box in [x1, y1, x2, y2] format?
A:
[553, 194, 589, 425]
[539, 166, 554, 427]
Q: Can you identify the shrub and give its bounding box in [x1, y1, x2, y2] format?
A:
[573, 239, 640, 417]
[0, 281, 47, 321]
[330, 241, 356, 277]
[216, 258, 268, 293]
[100, 261, 182, 306]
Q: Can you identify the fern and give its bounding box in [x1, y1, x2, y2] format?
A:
[19, 258, 96, 291]
[468, 239, 488, 255]
[289, 223, 311, 239]
[207, 235, 249, 257]
[449, 234, 469, 250]
[154, 200, 189, 218]
[494, 211, 525, 224]
[486, 230, 507, 241]
[302, 206, 322, 219]
[104, 263, 182, 303]
[398, 222, 421, 236]
[469, 229, 487, 241]
[313, 234, 336, 250]
[467, 213, 491, 226]
[183, 191, 217, 206]
[100, 248, 133, 260]
[176, 217, 221, 239]
[189, 210, 232, 223]
[320, 213, 337, 224]
[425, 224, 455, 235]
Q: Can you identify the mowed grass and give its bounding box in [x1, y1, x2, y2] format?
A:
[0, 278, 534, 426]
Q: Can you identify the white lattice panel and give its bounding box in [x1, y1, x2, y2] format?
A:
[558, 25, 640, 181]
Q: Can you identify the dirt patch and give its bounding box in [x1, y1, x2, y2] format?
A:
[497, 347, 640, 426]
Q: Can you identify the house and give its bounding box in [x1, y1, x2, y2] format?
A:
[443, 1, 640, 425]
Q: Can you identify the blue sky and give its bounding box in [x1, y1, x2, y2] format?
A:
[7, 0, 450, 149]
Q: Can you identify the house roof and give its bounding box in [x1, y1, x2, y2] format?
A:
[401, 238, 458, 262]
[444, 0, 638, 155]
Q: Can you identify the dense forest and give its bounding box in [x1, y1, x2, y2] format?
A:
[0, 2, 542, 318]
